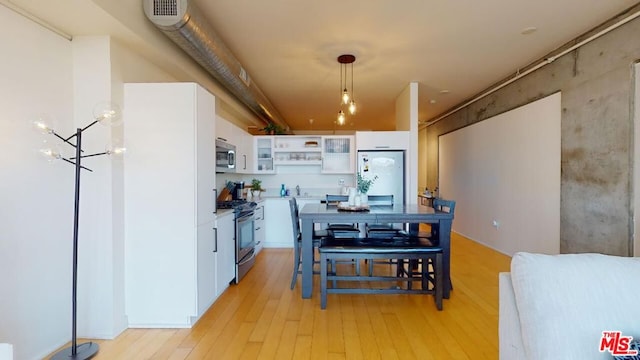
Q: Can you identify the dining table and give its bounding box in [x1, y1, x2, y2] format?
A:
[299, 202, 454, 299]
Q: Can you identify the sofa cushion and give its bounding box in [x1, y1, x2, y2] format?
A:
[510, 252, 640, 360]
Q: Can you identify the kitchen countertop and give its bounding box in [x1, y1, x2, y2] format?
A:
[216, 208, 235, 217]
[257, 195, 324, 201]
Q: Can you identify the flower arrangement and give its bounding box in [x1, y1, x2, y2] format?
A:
[357, 173, 378, 194]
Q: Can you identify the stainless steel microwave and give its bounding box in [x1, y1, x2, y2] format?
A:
[216, 138, 236, 173]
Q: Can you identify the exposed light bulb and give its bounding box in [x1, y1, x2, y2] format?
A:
[32, 114, 56, 134]
[39, 147, 62, 162]
[107, 146, 127, 156]
[93, 102, 122, 126]
[337, 110, 346, 125]
[348, 100, 357, 115]
[106, 140, 127, 156]
[342, 89, 350, 104]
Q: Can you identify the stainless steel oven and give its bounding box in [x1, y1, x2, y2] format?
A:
[216, 138, 236, 173]
[217, 200, 257, 283]
[235, 205, 256, 283]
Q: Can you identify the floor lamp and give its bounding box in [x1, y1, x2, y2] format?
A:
[35, 103, 125, 360]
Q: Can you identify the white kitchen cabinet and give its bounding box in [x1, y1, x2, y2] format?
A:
[215, 211, 235, 296]
[124, 82, 219, 327]
[197, 222, 216, 316]
[215, 115, 233, 143]
[264, 198, 293, 248]
[273, 135, 322, 166]
[216, 116, 253, 174]
[254, 203, 265, 254]
[263, 198, 321, 248]
[254, 136, 275, 173]
[355, 131, 410, 150]
[321, 135, 355, 173]
[234, 124, 254, 174]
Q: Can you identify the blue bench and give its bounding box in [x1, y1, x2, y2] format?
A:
[319, 237, 443, 310]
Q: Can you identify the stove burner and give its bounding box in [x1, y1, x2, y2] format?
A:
[217, 200, 257, 219]
[217, 199, 248, 209]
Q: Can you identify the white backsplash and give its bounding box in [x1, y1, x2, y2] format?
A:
[216, 172, 355, 198]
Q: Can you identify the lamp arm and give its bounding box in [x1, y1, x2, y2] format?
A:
[74, 151, 108, 160]
[51, 131, 84, 153]
[63, 119, 99, 142]
[60, 157, 93, 172]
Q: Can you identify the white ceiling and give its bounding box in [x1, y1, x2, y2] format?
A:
[4, 0, 638, 131]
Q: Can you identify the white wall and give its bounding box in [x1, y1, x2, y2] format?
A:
[418, 127, 427, 192]
[0, 7, 186, 357]
[70, 35, 180, 341]
[634, 62, 640, 257]
[0, 6, 74, 360]
[395, 82, 419, 204]
[439, 93, 561, 256]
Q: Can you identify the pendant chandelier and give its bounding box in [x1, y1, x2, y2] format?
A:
[337, 54, 357, 126]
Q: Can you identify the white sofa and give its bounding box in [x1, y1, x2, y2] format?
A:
[499, 252, 640, 360]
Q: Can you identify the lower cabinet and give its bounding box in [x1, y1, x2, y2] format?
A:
[125, 214, 236, 328]
[263, 198, 320, 248]
[264, 199, 293, 248]
[254, 203, 265, 254]
[197, 222, 217, 317]
[215, 212, 235, 297]
[126, 220, 216, 328]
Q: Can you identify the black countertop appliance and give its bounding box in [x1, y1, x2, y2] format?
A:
[232, 181, 245, 200]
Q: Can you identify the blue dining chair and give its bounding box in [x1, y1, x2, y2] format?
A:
[397, 198, 456, 290]
[323, 194, 361, 238]
[289, 197, 326, 289]
[365, 194, 402, 238]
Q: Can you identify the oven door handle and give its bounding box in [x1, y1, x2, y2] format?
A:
[238, 249, 255, 266]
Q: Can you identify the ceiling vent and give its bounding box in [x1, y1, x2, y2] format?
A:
[143, 0, 288, 130]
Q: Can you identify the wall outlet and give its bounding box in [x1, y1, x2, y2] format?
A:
[492, 220, 500, 229]
[338, 178, 345, 186]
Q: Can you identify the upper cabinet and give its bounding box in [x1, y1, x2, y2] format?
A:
[254, 136, 275, 173]
[273, 135, 322, 166]
[253, 135, 355, 174]
[355, 131, 410, 151]
[216, 116, 254, 174]
[233, 124, 254, 174]
[321, 135, 355, 173]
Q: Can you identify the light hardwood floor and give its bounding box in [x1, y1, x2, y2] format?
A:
[48, 233, 511, 359]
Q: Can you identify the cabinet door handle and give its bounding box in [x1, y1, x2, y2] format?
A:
[213, 227, 218, 253]
[374, 145, 390, 149]
[255, 226, 261, 231]
[213, 189, 218, 213]
[243, 154, 247, 170]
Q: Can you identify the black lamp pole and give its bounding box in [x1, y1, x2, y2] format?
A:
[51, 125, 102, 360]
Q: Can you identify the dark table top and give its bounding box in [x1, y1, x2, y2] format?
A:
[298, 203, 453, 223]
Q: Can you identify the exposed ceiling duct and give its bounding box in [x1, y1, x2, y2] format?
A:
[142, 0, 289, 131]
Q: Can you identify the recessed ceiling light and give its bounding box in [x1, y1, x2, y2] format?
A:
[521, 27, 537, 35]
[429, 99, 437, 104]
[439, 89, 450, 94]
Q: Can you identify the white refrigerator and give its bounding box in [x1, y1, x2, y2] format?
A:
[357, 150, 405, 205]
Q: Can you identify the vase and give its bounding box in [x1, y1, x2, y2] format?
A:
[348, 187, 357, 206]
[360, 193, 368, 205]
[252, 190, 261, 199]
